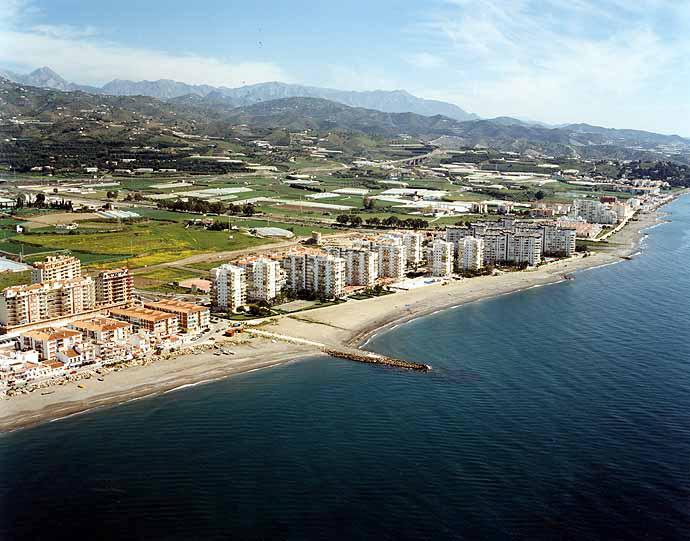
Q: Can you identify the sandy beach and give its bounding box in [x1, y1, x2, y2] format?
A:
[0, 339, 316, 433]
[0, 207, 669, 432]
[263, 209, 664, 348]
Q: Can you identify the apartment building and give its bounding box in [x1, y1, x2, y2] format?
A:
[481, 231, 510, 266]
[210, 264, 247, 312]
[306, 253, 346, 299]
[0, 277, 96, 328]
[343, 248, 378, 287]
[445, 225, 471, 248]
[21, 328, 82, 361]
[281, 252, 308, 292]
[431, 239, 454, 277]
[71, 316, 133, 343]
[506, 232, 543, 266]
[326, 247, 378, 287]
[403, 232, 424, 267]
[237, 257, 283, 303]
[384, 232, 423, 267]
[572, 199, 618, 225]
[143, 299, 210, 333]
[461, 237, 484, 271]
[541, 224, 577, 257]
[377, 240, 406, 282]
[110, 307, 179, 337]
[31, 255, 81, 284]
[95, 268, 133, 305]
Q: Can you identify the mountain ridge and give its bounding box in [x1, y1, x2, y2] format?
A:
[0, 66, 478, 121]
[1, 76, 688, 164]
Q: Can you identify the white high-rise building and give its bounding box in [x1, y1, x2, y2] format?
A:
[377, 240, 406, 282]
[572, 199, 618, 224]
[345, 249, 378, 286]
[306, 254, 346, 299]
[481, 231, 509, 266]
[541, 224, 576, 257]
[401, 232, 423, 267]
[31, 255, 81, 284]
[431, 239, 454, 277]
[238, 257, 283, 303]
[612, 202, 635, 222]
[507, 232, 543, 266]
[280, 251, 346, 298]
[281, 252, 308, 292]
[327, 247, 378, 287]
[210, 264, 246, 312]
[461, 237, 484, 271]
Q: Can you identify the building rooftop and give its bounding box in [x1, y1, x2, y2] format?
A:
[143, 299, 207, 315]
[111, 307, 176, 323]
[43, 360, 65, 368]
[33, 255, 80, 269]
[72, 316, 132, 333]
[23, 328, 82, 341]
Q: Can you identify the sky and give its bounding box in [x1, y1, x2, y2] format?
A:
[1, 0, 689, 135]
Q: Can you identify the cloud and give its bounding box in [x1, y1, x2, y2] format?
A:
[0, 0, 288, 87]
[412, 0, 690, 134]
[30, 24, 98, 40]
[404, 52, 446, 69]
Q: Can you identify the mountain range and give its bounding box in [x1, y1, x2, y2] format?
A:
[1, 73, 689, 163]
[0, 66, 478, 121]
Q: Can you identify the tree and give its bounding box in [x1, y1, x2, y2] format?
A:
[366, 217, 381, 227]
[106, 190, 119, 200]
[535, 190, 545, 200]
[383, 215, 400, 227]
[34, 193, 46, 207]
[350, 215, 363, 227]
[336, 214, 350, 225]
[241, 203, 256, 216]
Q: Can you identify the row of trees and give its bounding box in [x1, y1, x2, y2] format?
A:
[14, 194, 73, 210]
[335, 214, 429, 230]
[157, 197, 257, 216]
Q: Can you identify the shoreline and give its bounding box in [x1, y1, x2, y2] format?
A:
[261, 206, 667, 352]
[0, 201, 676, 434]
[0, 341, 316, 433]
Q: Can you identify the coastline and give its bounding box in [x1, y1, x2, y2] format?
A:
[0, 203, 674, 433]
[0, 340, 316, 433]
[263, 206, 666, 350]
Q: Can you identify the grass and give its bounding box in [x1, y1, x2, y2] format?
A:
[133, 267, 202, 291]
[0, 270, 31, 290]
[11, 221, 279, 269]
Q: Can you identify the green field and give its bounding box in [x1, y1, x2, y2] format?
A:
[12, 221, 278, 269]
[0, 270, 31, 290]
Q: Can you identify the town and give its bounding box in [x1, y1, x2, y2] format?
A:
[0, 184, 673, 397]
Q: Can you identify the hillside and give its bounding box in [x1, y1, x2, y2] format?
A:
[215, 97, 462, 136]
[1, 77, 689, 166]
[0, 67, 478, 120]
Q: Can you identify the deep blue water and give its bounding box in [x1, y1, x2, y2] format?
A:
[2, 196, 690, 540]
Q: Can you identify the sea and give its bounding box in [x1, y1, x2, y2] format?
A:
[2, 196, 690, 540]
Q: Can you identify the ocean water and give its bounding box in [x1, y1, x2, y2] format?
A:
[2, 196, 690, 540]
